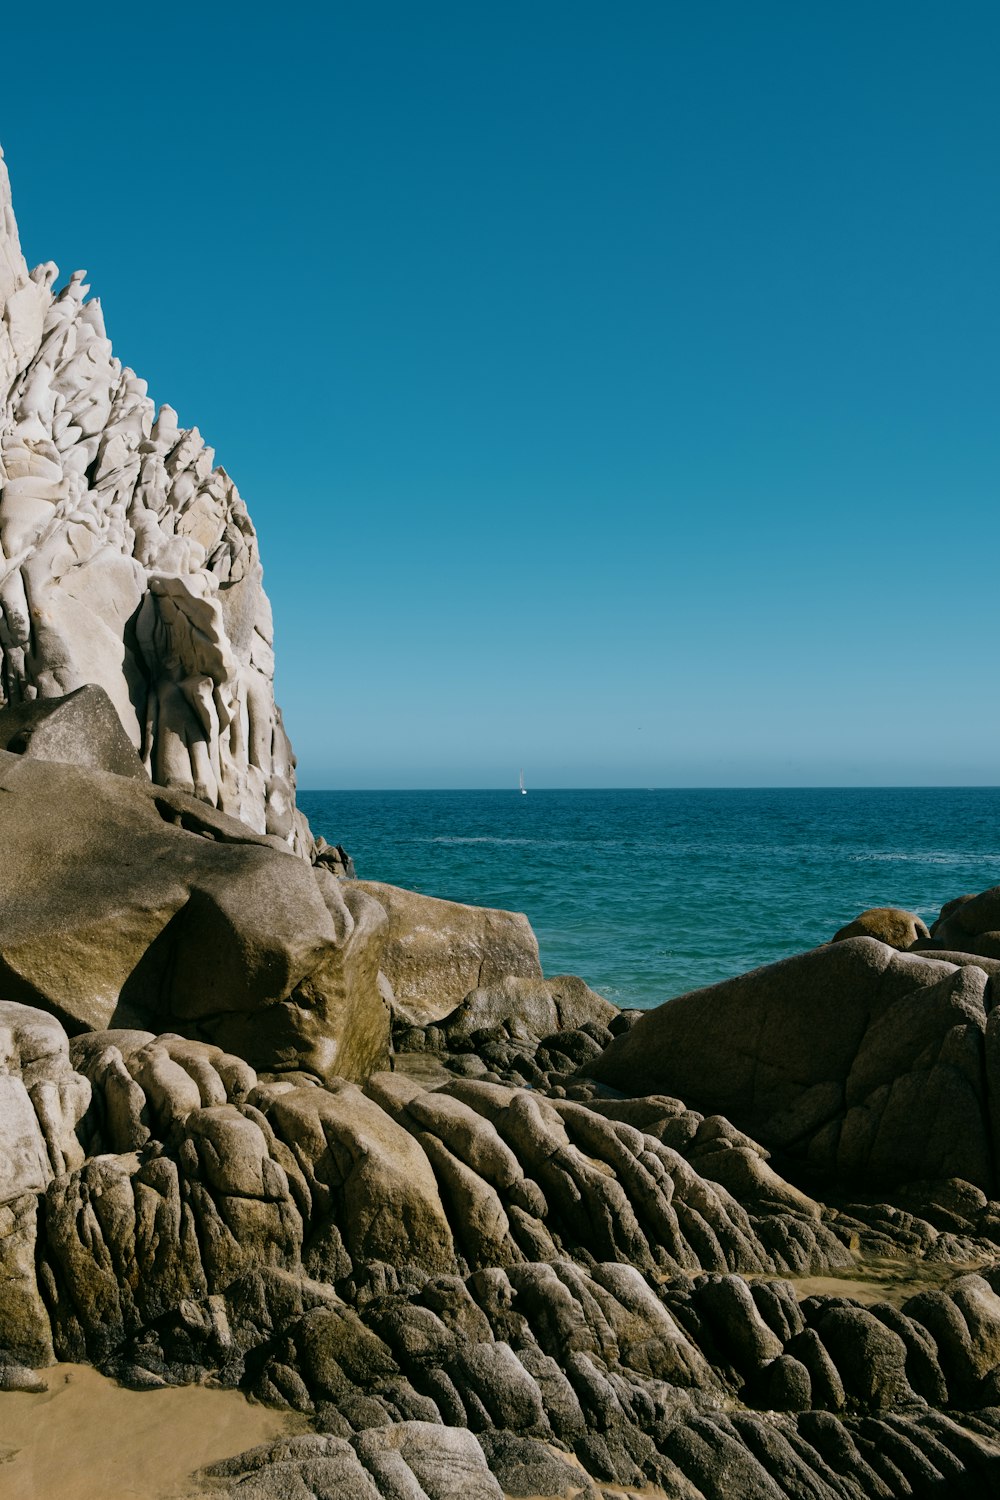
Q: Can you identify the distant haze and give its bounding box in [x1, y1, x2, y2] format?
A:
[5, 3, 997, 788]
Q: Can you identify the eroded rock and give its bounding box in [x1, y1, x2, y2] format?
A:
[586, 937, 998, 1192]
[0, 146, 308, 850]
[356, 880, 542, 1025]
[0, 749, 389, 1081]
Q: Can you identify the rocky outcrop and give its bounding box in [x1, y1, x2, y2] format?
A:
[438, 972, 616, 1045]
[832, 906, 930, 949]
[9, 137, 1000, 1500]
[931, 886, 1000, 960]
[0, 1001, 89, 1365]
[202, 1424, 510, 1500]
[6, 996, 1000, 1498]
[0, 146, 307, 849]
[0, 679, 148, 777]
[356, 880, 543, 1025]
[587, 936, 1000, 1193]
[0, 734, 390, 1080]
[1, 829, 1000, 1497]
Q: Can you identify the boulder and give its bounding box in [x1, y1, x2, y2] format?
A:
[931, 887, 1000, 960]
[586, 938, 997, 1191]
[440, 972, 616, 1045]
[831, 907, 929, 950]
[0, 748, 389, 1082]
[355, 880, 542, 1024]
[252, 1078, 457, 1278]
[0, 683, 147, 779]
[204, 1425, 506, 1500]
[313, 837, 357, 879]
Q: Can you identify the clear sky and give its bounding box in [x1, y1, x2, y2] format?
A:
[2, 3, 997, 787]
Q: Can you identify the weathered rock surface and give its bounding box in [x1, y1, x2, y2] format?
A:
[0, 146, 307, 849]
[932, 886, 1000, 961]
[440, 972, 616, 1046]
[355, 880, 543, 1024]
[0, 743, 389, 1080]
[832, 906, 930, 949]
[0, 679, 147, 777]
[0, 1000, 89, 1363]
[5, 994, 1000, 1496]
[587, 936, 998, 1192]
[8, 137, 1000, 1499]
[203, 1423, 507, 1500]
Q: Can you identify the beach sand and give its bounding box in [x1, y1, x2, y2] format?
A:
[782, 1259, 980, 1308]
[0, 1363, 301, 1500]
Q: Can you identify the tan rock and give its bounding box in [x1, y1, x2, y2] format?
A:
[355, 880, 542, 1025]
[0, 683, 147, 779]
[831, 907, 930, 950]
[255, 1079, 457, 1277]
[587, 938, 996, 1191]
[0, 748, 388, 1082]
[440, 972, 615, 1044]
[931, 886, 1000, 959]
[0, 1001, 90, 1363]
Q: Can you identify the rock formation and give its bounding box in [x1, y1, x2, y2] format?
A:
[0, 693, 390, 1082]
[6, 965, 1000, 1497]
[0, 146, 307, 850]
[931, 888, 1000, 960]
[7, 142, 1000, 1498]
[587, 936, 1000, 1194]
[831, 905, 931, 949]
[357, 880, 545, 1025]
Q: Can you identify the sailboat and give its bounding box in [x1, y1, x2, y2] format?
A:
[519, 769, 527, 796]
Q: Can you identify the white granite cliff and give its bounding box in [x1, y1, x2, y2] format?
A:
[0, 145, 308, 850]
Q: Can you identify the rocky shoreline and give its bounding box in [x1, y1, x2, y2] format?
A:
[4, 144, 1000, 1497]
[5, 865, 1000, 1500]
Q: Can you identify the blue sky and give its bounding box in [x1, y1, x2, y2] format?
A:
[3, 3, 997, 787]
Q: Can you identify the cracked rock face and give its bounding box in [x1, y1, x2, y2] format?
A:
[0, 146, 307, 851]
[6, 997, 1000, 1497]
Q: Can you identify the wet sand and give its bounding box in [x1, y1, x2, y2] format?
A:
[0, 1363, 302, 1500]
[508, 1487, 671, 1499]
[658, 1257, 977, 1308]
[783, 1259, 982, 1308]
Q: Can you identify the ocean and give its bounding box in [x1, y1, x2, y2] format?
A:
[299, 787, 1000, 1011]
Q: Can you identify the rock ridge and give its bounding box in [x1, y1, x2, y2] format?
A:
[0, 145, 308, 850]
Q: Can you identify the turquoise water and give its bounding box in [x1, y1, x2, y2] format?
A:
[299, 788, 1000, 1010]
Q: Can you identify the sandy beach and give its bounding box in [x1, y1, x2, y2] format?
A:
[0, 1364, 301, 1500]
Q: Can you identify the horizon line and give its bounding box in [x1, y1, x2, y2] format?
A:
[297, 784, 1000, 794]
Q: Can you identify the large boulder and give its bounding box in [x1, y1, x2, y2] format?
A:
[931, 887, 1000, 960]
[440, 973, 616, 1046]
[586, 938, 998, 1192]
[252, 1078, 457, 1279]
[831, 907, 929, 950]
[355, 880, 543, 1025]
[0, 747, 389, 1082]
[0, 682, 147, 779]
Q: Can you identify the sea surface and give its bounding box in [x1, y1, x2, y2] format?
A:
[299, 788, 1000, 1011]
